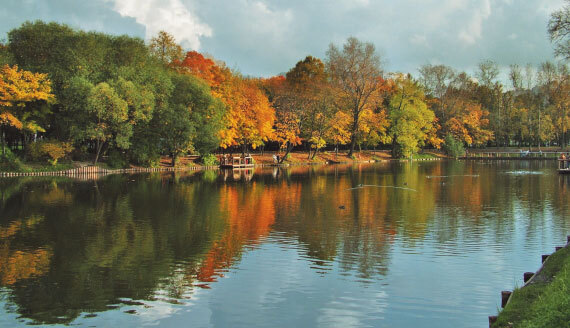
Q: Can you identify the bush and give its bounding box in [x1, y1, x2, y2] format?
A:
[0, 148, 29, 172]
[201, 153, 219, 166]
[27, 140, 73, 165]
[128, 142, 161, 167]
[443, 134, 465, 158]
[106, 149, 129, 169]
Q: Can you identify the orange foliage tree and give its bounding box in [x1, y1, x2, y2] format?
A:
[260, 75, 301, 158]
[443, 100, 494, 146]
[174, 51, 227, 91]
[174, 51, 275, 155]
[218, 76, 275, 155]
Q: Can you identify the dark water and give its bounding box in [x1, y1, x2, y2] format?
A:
[0, 161, 569, 327]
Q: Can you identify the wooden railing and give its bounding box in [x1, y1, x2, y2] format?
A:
[0, 165, 219, 178]
[462, 151, 566, 159]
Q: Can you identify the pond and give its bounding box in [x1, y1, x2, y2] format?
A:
[0, 160, 569, 327]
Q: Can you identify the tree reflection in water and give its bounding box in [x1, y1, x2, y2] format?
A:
[0, 161, 568, 325]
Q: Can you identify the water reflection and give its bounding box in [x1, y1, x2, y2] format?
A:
[0, 161, 568, 326]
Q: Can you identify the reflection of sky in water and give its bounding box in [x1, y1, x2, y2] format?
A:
[0, 161, 568, 327]
[66, 237, 391, 328]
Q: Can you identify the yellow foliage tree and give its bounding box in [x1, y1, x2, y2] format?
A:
[0, 65, 54, 155]
[326, 111, 352, 157]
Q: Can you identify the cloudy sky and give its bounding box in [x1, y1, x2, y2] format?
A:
[0, 0, 565, 80]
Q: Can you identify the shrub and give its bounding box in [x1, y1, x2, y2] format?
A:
[443, 134, 465, 158]
[201, 153, 219, 166]
[129, 142, 161, 167]
[27, 140, 73, 165]
[0, 148, 29, 172]
[106, 149, 129, 169]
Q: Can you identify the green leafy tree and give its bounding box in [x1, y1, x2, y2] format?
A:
[389, 75, 441, 158]
[69, 82, 130, 164]
[442, 134, 465, 158]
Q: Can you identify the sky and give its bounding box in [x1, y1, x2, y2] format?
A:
[0, 0, 566, 82]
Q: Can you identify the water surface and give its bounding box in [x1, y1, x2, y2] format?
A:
[0, 160, 569, 327]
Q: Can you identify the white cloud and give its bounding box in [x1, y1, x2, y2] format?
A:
[458, 0, 492, 45]
[109, 0, 212, 49]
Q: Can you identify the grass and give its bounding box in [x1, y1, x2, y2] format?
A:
[492, 245, 570, 328]
[25, 162, 75, 172]
[0, 158, 75, 173]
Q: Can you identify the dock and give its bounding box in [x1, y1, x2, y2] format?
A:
[559, 159, 570, 174]
[219, 155, 254, 169]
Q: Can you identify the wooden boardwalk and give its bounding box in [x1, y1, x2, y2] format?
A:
[461, 151, 566, 160]
[0, 164, 219, 179]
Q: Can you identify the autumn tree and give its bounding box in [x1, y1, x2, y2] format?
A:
[428, 70, 494, 147]
[268, 56, 334, 161]
[0, 65, 54, 156]
[263, 75, 301, 159]
[325, 111, 352, 157]
[175, 51, 227, 89]
[219, 76, 275, 156]
[326, 37, 385, 156]
[549, 0, 570, 60]
[443, 100, 493, 146]
[149, 31, 184, 66]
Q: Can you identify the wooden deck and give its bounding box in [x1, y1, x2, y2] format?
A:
[219, 155, 254, 169]
[559, 159, 570, 174]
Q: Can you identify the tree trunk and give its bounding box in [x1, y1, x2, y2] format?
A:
[94, 140, 104, 165]
[1, 127, 5, 157]
[171, 152, 177, 167]
[348, 110, 359, 157]
[348, 136, 357, 157]
[280, 142, 292, 164]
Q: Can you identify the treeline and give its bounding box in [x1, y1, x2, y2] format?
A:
[1, 19, 569, 167]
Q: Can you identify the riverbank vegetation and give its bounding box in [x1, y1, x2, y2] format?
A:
[0, 2, 569, 170]
[492, 245, 570, 328]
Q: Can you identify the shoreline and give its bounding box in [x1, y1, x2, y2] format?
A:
[0, 151, 447, 177]
[0, 158, 447, 178]
[490, 236, 570, 327]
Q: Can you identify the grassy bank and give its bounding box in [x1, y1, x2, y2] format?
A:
[492, 243, 570, 328]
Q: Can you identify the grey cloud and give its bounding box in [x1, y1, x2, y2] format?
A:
[0, 0, 564, 79]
